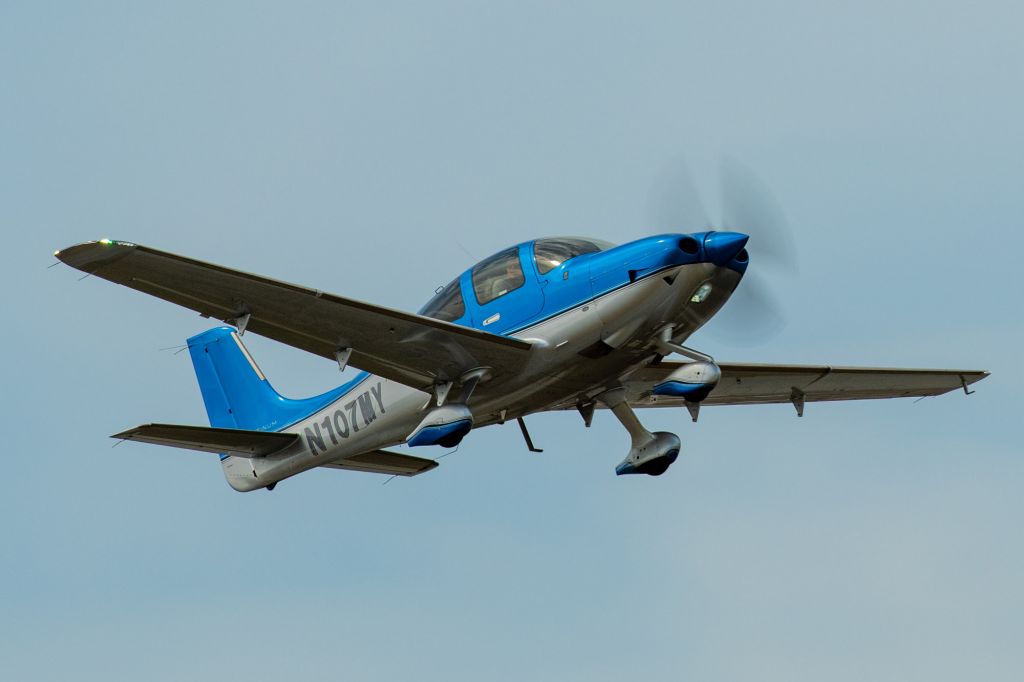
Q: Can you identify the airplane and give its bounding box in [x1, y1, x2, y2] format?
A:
[55, 232, 988, 492]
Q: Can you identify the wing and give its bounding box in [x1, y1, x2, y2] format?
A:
[618, 361, 989, 409]
[56, 240, 531, 390]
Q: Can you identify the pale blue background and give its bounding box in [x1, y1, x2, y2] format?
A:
[2, 2, 1021, 680]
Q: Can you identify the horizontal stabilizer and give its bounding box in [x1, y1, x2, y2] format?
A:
[320, 450, 439, 477]
[112, 423, 299, 458]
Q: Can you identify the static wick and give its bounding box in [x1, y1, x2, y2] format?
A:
[437, 445, 461, 460]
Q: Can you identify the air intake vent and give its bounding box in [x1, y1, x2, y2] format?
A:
[679, 236, 700, 255]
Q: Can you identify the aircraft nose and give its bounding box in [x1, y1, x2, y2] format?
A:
[703, 231, 749, 266]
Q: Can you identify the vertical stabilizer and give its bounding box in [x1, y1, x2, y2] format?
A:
[186, 327, 358, 433]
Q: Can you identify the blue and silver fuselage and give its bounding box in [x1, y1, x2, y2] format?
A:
[216, 232, 749, 491]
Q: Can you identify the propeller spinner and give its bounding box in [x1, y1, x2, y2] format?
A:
[647, 156, 798, 344]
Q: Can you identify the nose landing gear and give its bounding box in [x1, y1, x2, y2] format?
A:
[598, 388, 681, 477]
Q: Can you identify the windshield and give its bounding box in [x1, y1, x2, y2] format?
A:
[533, 237, 615, 275]
[419, 277, 465, 322]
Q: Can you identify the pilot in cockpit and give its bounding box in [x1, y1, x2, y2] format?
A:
[489, 260, 521, 300]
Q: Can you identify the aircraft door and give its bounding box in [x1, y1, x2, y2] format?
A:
[532, 245, 594, 314]
[529, 238, 604, 345]
[466, 244, 544, 335]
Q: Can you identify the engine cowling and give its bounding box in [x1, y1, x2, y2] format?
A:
[651, 361, 721, 403]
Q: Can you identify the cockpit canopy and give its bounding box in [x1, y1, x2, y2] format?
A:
[418, 236, 614, 322]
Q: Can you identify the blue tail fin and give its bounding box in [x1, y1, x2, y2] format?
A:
[187, 327, 357, 432]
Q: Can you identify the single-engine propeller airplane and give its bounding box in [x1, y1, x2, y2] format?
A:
[54, 158, 988, 491]
[55, 227, 988, 492]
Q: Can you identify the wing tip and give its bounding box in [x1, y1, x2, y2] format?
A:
[54, 239, 138, 271]
[965, 370, 991, 384]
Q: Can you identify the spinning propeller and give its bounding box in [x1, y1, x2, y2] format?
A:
[646, 156, 798, 345]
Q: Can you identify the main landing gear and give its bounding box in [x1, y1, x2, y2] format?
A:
[598, 388, 681, 476]
[406, 368, 490, 449]
[598, 327, 722, 476]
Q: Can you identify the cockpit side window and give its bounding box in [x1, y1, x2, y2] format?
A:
[533, 238, 607, 275]
[472, 247, 525, 305]
[419, 277, 465, 322]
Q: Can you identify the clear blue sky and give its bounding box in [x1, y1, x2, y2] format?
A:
[2, 2, 1021, 680]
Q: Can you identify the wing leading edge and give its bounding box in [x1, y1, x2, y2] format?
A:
[620, 362, 988, 409]
[56, 240, 531, 391]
